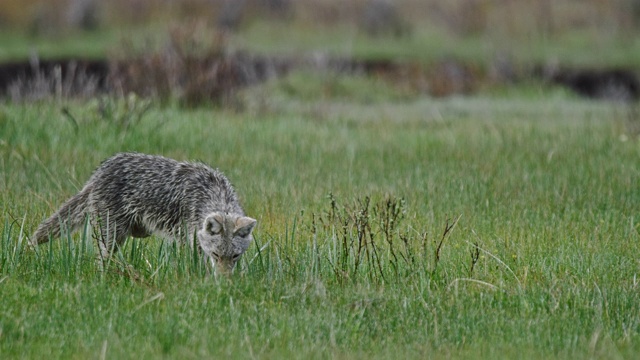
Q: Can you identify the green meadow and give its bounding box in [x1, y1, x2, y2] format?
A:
[1, 75, 639, 358]
[1, 3, 640, 355]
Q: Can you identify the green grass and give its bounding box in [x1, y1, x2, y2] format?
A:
[229, 19, 640, 67]
[0, 29, 120, 61]
[4, 18, 640, 68]
[1, 76, 640, 359]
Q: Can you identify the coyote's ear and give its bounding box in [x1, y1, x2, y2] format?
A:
[234, 217, 257, 238]
[204, 212, 224, 235]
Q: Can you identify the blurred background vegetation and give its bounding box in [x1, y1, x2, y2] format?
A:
[2, 0, 640, 107]
[1, 0, 640, 63]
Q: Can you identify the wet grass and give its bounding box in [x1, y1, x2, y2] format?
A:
[1, 79, 640, 358]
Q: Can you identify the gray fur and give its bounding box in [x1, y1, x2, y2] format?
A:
[33, 152, 257, 275]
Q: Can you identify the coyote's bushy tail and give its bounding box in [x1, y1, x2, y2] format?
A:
[33, 186, 92, 245]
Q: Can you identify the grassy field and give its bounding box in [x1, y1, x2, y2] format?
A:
[4, 22, 640, 69]
[1, 72, 639, 359]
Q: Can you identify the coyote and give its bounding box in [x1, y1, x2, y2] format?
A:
[33, 152, 257, 275]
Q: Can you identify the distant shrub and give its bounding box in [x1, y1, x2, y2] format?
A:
[359, 0, 411, 38]
[109, 22, 288, 107]
[218, 0, 294, 30]
[427, 58, 481, 97]
[66, 0, 101, 31]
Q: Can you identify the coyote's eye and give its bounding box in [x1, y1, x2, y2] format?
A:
[232, 254, 241, 261]
[211, 251, 220, 260]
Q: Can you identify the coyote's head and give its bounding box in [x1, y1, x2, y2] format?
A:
[197, 212, 257, 276]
